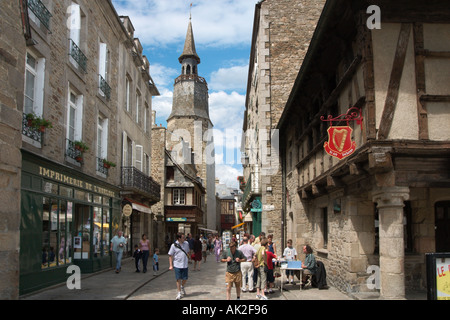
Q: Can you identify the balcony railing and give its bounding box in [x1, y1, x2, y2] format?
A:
[242, 172, 261, 207]
[121, 167, 161, 202]
[69, 39, 87, 73]
[28, 0, 52, 31]
[99, 75, 111, 100]
[96, 157, 108, 175]
[66, 139, 83, 163]
[22, 113, 42, 143]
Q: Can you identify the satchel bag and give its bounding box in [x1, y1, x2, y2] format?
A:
[253, 257, 260, 268]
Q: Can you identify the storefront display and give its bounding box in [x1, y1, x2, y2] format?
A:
[20, 152, 120, 295]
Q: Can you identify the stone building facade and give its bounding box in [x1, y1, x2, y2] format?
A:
[0, 0, 26, 300]
[241, 0, 325, 246]
[277, 0, 450, 299]
[0, 0, 159, 297]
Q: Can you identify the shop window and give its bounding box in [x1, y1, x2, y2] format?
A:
[42, 198, 72, 269]
[93, 206, 110, 258]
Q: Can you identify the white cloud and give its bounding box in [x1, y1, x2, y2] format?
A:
[209, 91, 245, 131]
[215, 164, 242, 190]
[209, 65, 249, 92]
[112, 0, 258, 48]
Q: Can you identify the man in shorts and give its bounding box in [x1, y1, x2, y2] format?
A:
[169, 232, 191, 300]
[221, 241, 246, 300]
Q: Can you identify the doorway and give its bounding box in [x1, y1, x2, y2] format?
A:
[435, 201, 450, 252]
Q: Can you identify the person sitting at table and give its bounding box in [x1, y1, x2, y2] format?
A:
[301, 244, 317, 288]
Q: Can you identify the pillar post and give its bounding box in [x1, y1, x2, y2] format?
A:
[372, 187, 410, 299]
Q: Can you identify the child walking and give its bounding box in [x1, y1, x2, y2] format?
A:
[153, 248, 159, 275]
[133, 244, 142, 272]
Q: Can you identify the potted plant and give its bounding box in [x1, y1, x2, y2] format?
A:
[26, 113, 53, 132]
[102, 159, 116, 169]
[75, 155, 83, 163]
[74, 140, 89, 152]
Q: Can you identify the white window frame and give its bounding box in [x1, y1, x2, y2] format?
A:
[173, 189, 185, 205]
[68, 2, 81, 67]
[135, 144, 143, 171]
[125, 77, 131, 112]
[66, 87, 83, 142]
[97, 116, 108, 159]
[24, 51, 45, 116]
[135, 90, 140, 124]
[98, 41, 108, 97]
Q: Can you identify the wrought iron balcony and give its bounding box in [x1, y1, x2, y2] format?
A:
[69, 39, 87, 73]
[66, 139, 83, 163]
[22, 113, 42, 143]
[121, 167, 161, 203]
[96, 157, 108, 175]
[99, 75, 111, 100]
[28, 0, 52, 31]
[242, 172, 261, 208]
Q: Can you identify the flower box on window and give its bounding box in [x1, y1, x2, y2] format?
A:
[73, 140, 89, 153]
[25, 113, 53, 132]
[102, 159, 116, 169]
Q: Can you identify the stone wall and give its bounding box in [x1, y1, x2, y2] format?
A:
[0, 0, 25, 300]
[252, 0, 325, 247]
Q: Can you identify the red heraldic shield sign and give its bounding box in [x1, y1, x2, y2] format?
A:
[324, 126, 356, 160]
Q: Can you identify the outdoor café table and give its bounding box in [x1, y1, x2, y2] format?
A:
[280, 260, 303, 292]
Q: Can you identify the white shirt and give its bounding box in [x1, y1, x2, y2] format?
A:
[168, 240, 190, 268]
[283, 247, 297, 261]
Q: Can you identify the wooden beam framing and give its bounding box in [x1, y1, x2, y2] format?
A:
[358, 12, 376, 140]
[413, 23, 429, 140]
[378, 23, 412, 140]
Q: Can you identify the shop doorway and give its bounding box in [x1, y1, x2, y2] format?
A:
[435, 201, 450, 252]
[73, 204, 91, 260]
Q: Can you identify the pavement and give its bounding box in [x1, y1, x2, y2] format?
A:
[20, 253, 354, 301]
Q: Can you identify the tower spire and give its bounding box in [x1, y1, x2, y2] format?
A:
[178, 11, 200, 64]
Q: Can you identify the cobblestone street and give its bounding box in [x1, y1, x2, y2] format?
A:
[22, 253, 353, 301]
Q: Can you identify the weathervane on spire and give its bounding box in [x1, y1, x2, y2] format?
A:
[190, 3, 193, 20]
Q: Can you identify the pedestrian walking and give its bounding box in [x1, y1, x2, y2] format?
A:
[254, 238, 269, 300]
[221, 241, 246, 300]
[153, 248, 159, 275]
[132, 244, 142, 272]
[139, 234, 150, 273]
[193, 235, 202, 271]
[202, 239, 208, 263]
[238, 236, 256, 293]
[265, 245, 277, 294]
[110, 230, 127, 273]
[168, 232, 191, 300]
[214, 234, 222, 263]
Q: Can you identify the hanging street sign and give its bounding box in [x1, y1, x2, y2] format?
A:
[324, 126, 356, 160]
[321, 107, 363, 160]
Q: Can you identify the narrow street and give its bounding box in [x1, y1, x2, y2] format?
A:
[21, 252, 353, 301]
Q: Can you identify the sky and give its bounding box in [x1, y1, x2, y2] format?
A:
[111, 0, 260, 189]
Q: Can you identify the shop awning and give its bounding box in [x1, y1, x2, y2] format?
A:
[124, 198, 152, 214]
[198, 227, 218, 234]
[231, 222, 245, 230]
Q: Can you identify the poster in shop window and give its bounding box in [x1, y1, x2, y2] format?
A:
[436, 257, 450, 300]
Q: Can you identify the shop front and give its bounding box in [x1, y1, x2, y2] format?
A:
[19, 152, 121, 295]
